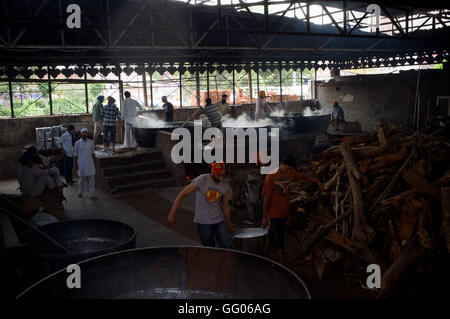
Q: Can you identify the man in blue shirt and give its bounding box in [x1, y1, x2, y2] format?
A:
[92, 95, 104, 145]
[56, 125, 75, 184]
[331, 100, 345, 131]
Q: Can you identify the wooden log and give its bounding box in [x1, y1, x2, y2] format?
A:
[359, 158, 372, 174]
[377, 127, 388, 146]
[441, 187, 450, 253]
[369, 148, 415, 213]
[379, 189, 416, 207]
[339, 142, 376, 243]
[377, 235, 425, 299]
[367, 146, 408, 171]
[300, 208, 353, 255]
[327, 230, 386, 271]
[396, 198, 420, 241]
[433, 169, 450, 185]
[324, 164, 345, 191]
[411, 159, 432, 177]
[417, 197, 433, 249]
[401, 169, 441, 202]
[341, 134, 377, 145]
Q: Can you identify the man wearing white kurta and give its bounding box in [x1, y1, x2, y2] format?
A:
[74, 128, 97, 200]
[122, 91, 142, 148]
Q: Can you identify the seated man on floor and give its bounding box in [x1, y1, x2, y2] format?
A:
[18, 147, 65, 201]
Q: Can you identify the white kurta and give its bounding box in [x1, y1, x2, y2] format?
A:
[122, 97, 141, 124]
[74, 138, 96, 177]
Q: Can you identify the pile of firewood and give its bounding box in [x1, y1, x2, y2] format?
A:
[287, 120, 450, 298]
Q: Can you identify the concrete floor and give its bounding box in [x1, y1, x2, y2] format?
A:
[0, 178, 199, 248]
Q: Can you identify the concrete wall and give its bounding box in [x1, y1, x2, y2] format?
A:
[317, 69, 450, 132]
[0, 114, 91, 147]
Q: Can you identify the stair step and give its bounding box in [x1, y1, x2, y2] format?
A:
[102, 159, 166, 177]
[111, 177, 176, 195]
[98, 150, 162, 168]
[105, 169, 172, 187]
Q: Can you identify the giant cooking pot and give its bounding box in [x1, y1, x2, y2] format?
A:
[133, 121, 203, 148]
[21, 219, 136, 279]
[270, 113, 330, 135]
[17, 246, 311, 299]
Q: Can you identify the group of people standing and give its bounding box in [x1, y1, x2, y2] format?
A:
[92, 91, 143, 152]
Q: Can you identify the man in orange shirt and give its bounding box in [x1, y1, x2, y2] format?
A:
[262, 155, 324, 265]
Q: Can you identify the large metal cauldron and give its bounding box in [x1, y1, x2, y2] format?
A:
[17, 246, 311, 299]
[21, 219, 136, 277]
[232, 228, 267, 256]
[133, 121, 200, 148]
[270, 113, 330, 135]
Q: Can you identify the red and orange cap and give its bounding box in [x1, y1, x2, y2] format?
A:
[211, 162, 226, 175]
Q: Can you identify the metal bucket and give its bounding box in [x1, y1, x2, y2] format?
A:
[232, 228, 267, 255]
[17, 246, 310, 299]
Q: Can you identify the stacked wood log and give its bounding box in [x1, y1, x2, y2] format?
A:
[287, 120, 450, 298]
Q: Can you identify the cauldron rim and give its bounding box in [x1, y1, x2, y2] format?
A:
[17, 245, 311, 299]
[22, 218, 137, 259]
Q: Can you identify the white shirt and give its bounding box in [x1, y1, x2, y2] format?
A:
[255, 96, 266, 116]
[56, 131, 74, 157]
[74, 138, 96, 177]
[18, 165, 49, 197]
[122, 97, 141, 124]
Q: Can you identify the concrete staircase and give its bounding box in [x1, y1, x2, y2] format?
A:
[97, 150, 176, 197]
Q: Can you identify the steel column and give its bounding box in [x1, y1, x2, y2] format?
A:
[84, 68, 89, 113]
[8, 80, 14, 118]
[48, 67, 53, 115]
[142, 64, 149, 108]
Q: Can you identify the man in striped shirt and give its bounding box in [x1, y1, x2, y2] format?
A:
[191, 98, 223, 129]
[101, 96, 122, 153]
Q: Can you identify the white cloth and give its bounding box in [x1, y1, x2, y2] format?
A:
[18, 166, 54, 198]
[78, 175, 95, 197]
[122, 97, 141, 124]
[74, 138, 96, 177]
[56, 131, 74, 157]
[124, 122, 136, 148]
[255, 96, 266, 119]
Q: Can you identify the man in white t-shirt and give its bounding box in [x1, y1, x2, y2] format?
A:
[167, 162, 233, 248]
